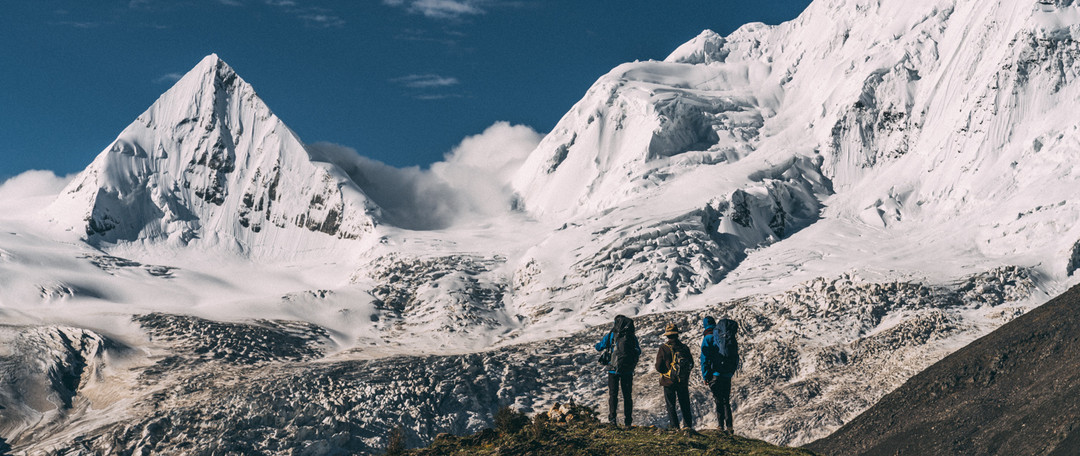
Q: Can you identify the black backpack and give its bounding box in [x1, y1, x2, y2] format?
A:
[602, 316, 639, 374]
[716, 319, 739, 374]
[610, 330, 640, 374]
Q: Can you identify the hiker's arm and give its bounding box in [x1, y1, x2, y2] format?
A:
[594, 332, 610, 352]
[654, 345, 667, 374]
[700, 336, 711, 379]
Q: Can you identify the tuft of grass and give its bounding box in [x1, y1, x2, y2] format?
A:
[408, 404, 817, 456]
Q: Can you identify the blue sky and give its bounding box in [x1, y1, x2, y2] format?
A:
[0, 0, 812, 180]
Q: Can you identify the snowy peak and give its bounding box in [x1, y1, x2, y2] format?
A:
[49, 54, 380, 257]
[511, 34, 787, 222]
[664, 29, 727, 64]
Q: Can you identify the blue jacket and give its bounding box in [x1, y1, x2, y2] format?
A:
[700, 318, 734, 380]
[595, 332, 617, 374]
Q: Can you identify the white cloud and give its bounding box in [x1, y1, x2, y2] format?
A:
[51, 20, 105, 28]
[264, 1, 345, 28]
[383, 0, 489, 20]
[154, 72, 184, 84]
[299, 13, 345, 27]
[306, 121, 542, 229]
[413, 93, 465, 101]
[0, 170, 74, 217]
[391, 74, 460, 89]
[430, 121, 543, 215]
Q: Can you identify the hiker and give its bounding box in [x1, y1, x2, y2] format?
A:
[654, 323, 694, 430]
[700, 316, 738, 433]
[594, 315, 641, 426]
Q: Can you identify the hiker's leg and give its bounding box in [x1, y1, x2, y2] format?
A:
[607, 373, 619, 424]
[677, 383, 693, 429]
[709, 378, 724, 425]
[663, 385, 679, 429]
[621, 373, 634, 426]
[718, 376, 733, 430]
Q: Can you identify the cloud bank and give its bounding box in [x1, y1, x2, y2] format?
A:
[0, 170, 73, 217]
[307, 121, 542, 230]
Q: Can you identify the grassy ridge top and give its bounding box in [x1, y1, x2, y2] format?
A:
[398, 405, 817, 456]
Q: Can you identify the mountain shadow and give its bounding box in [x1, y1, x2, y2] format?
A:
[806, 283, 1080, 455]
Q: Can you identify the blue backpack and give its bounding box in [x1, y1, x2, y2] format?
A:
[715, 319, 739, 374]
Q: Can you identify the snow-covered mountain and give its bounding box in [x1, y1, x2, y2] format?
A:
[47, 54, 380, 258]
[4, 0, 1080, 453]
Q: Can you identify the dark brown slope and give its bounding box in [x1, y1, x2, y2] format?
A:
[806, 283, 1080, 456]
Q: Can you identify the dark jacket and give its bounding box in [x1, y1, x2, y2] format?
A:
[655, 338, 693, 387]
[595, 315, 641, 375]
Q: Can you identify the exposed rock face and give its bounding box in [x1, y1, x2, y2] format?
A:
[47, 55, 380, 256]
[0, 326, 115, 447]
[1068, 240, 1080, 276]
[807, 283, 1080, 456]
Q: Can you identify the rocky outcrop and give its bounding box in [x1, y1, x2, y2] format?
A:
[808, 283, 1080, 456]
[0, 326, 116, 447]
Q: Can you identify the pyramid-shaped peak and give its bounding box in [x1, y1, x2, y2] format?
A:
[135, 53, 264, 139]
[199, 52, 224, 66]
[48, 52, 380, 255]
[170, 53, 242, 93]
[187, 53, 236, 79]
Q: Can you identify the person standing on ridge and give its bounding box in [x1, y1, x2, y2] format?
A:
[700, 316, 739, 433]
[654, 323, 695, 430]
[594, 315, 641, 426]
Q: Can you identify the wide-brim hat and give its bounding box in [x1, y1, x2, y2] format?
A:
[663, 324, 680, 336]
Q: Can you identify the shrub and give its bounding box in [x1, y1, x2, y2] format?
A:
[494, 406, 530, 435]
[385, 425, 406, 456]
[530, 411, 551, 440]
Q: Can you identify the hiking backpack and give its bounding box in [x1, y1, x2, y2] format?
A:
[716, 319, 739, 374]
[663, 343, 693, 383]
[610, 331, 639, 374]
